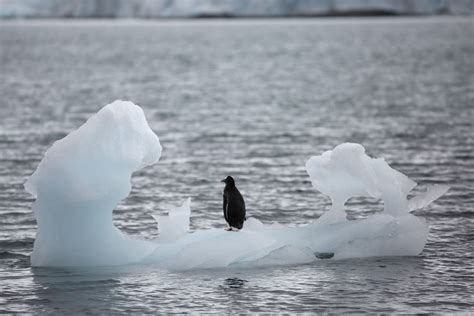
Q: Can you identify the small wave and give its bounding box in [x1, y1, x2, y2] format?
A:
[0, 251, 29, 259]
[421, 211, 474, 218]
[0, 238, 34, 250]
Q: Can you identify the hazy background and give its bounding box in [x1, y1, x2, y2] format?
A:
[1, 0, 473, 18]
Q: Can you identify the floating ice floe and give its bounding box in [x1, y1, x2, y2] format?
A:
[25, 100, 448, 269]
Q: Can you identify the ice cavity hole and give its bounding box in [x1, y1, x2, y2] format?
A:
[343, 196, 385, 220]
[112, 172, 161, 240]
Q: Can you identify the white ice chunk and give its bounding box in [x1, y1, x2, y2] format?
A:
[25, 100, 161, 266]
[154, 198, 191, 242]
[408, 185, 450, 211]
[306, 143, 416, 216]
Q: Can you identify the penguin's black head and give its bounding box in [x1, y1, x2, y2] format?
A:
[221, 176, 235, 187]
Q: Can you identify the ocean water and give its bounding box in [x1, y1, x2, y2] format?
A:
[0, 17, 473, 313]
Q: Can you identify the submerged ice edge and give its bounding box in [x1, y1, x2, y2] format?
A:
[25, 100, 448, 269]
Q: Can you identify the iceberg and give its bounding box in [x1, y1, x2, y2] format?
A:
[25, 100, 161, 266]
[25, 100, 448, 269]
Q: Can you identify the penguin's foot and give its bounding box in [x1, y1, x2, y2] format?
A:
[224, 226, 241, 232]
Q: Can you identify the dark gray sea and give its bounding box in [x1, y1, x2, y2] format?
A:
[0, 17, 473, 313]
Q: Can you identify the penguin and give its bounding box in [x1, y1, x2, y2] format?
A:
[221, 176, 246, 231]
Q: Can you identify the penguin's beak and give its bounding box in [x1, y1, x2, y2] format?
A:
[221, 179, 226, 183]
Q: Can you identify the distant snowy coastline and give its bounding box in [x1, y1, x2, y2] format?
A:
[0, 0, 473, 19]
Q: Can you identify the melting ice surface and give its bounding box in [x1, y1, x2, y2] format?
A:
[25, 101, 449, 269]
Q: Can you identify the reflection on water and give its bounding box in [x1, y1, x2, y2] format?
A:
[0, 253, 470, 313]
[222, 277, 248, 289]
[22, 257, 431, 313]
[31, 267, 125, 314]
